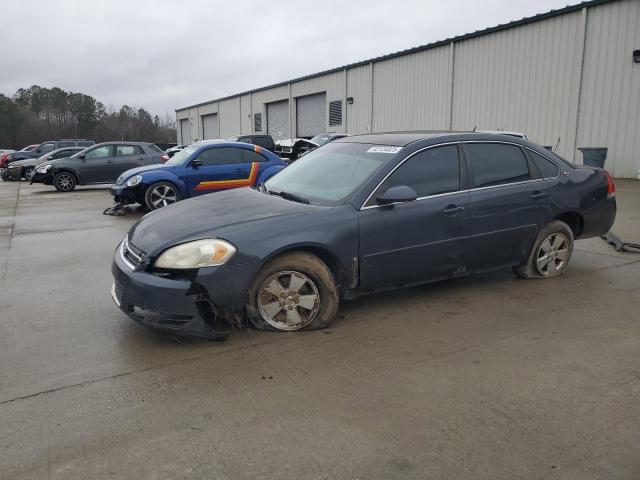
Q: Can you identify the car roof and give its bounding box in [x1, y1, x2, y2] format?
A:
[333, 130, 539, 147]
[334, 131, 473, 146]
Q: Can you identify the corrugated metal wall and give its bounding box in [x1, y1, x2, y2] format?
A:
[577, 0, 640, 178]
[452, 10, 585, 162]
[373, 45, 451, 132]
[176, 0, 638, 177]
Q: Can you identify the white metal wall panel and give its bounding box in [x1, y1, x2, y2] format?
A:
[179, 118, 190, 145]
[201, 114, 219, 140]
[345, 64, 371, 135]
[452, 10, 584, 161]
[240, 94, 252, 134]
[577, 0, 640, 178]
[267, 100, 290, 141]
[218, 97, 241, 138]
[296, 93, 326, 137]
[373, 45, 451, 132]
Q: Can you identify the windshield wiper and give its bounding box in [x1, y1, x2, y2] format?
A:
[268, 190, 309, 204]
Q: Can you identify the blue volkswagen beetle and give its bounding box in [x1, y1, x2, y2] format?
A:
[111, 141, 287, 210]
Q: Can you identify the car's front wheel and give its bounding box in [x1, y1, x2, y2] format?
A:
[247, 252, 339, 332]
[514, 220, 574, 279]
[53, 172, 77, 192]
[144, 182, 180, 210]
[23, 167, 33, 181]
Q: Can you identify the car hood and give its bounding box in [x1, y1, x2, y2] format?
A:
[8, 158, 37, 167]
[116, 164, 177, 184]
[128, 187, 326, 256]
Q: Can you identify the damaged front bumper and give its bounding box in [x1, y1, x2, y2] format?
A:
[111, 239, 261, 340]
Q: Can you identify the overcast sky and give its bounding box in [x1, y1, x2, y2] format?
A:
[0, 0, 580, 118]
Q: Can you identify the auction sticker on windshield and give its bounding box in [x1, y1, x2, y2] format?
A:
[366, 146, 402, 154]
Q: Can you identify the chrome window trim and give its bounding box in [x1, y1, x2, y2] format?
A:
[360, 140, 560, 211]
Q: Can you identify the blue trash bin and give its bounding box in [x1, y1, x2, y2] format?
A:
[578, 147, 608, 168]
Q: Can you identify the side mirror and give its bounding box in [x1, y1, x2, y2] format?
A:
[191, 159, 203, 168]
[376, 185, 418, 205]
[36, 149, 41, 154]
[78, 154, 85, 160]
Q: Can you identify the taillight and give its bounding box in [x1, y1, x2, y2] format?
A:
[160, 154, 169, 163]
[604, 170, 615, 199]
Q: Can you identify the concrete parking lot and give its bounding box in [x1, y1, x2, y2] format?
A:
[1, 180, 639, 480]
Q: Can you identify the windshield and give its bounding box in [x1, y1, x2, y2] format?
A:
[309, 134, 333, 146]
[264, 142, 399, 205]
[166, 146, 197, 165]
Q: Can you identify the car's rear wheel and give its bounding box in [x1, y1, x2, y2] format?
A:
[514, 220, 574, 279]
[144, 182, 180, 210]
[53, 172, 77, 192]
[247, 252, 338, 332]
[23, 167, 33, 181]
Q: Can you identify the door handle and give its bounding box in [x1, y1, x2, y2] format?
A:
[530, 191, 548, 199]
[442, 204, 464, 215]
[235, 168, 245, 173]
[106, 159, 113, 164]
[137, 157, 143, 161]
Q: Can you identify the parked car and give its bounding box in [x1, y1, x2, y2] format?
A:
[166, 145, 186, 158]
[111, 131, 616, 340]
[154, 142, 177, 152]
[20, 145, 39, 152]
[5, 139, 95, 165]
[227, 135, 276, 153]
[275, 132, 348, 161]
[31, 142, 166, 191]
[2, 146, 85, 181]
[111, 141, 286, 210]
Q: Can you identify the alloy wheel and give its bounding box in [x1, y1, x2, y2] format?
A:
[55, 173, 74, 191]
[257, 270, 320, 331]
[536, 232, 570, 276]
[149, 185, 177, 208]
[24, 169, 33, 181]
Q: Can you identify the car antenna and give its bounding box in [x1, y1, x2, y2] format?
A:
[554, 137, 561, 152]
[472, 125, 477, 132]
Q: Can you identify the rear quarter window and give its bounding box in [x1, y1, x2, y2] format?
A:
[529, 150, 560, 178]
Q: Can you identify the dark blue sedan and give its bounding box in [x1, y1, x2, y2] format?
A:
[111, 141, 286, 210]
[111, 132, 616, 340]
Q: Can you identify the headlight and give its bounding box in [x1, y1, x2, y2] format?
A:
[154, 239, 236, 269]
[126, 174, 142, 187]
[36, 164, 52, 173]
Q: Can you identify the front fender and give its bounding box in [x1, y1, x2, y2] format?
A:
[139, 171, 188, 198]
[257, 164, 286, 184]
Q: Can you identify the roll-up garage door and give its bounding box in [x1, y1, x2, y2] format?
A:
[296, 92, 326, 138]
[180, 119, 190, 144]
[266, 100, 289, 141]
[202, 114, 219, 140]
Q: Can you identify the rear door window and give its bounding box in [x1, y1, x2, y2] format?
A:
[77, 141, 94, 147]
[116, 145, 144, 156]
[195, 147, 244, 166]
[465, 143, 530, 188]
[529, 150, 560, 178]
[58, 141, 75, 148]
[374, 145, 460, 201]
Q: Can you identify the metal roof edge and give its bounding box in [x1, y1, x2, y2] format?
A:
[176, 0, 617, 113]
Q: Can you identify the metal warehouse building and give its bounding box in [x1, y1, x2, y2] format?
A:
[176, 0, 639, 178]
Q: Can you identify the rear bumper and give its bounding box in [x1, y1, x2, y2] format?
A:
[581, 198, 617, 238]
[111, 240, 262, 339]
